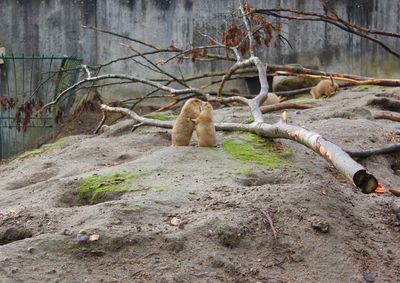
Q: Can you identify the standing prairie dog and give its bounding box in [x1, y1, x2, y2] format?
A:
[310, 78, 339, 99]
[192, 102, 216, 147]
[171, 98, 202, 146]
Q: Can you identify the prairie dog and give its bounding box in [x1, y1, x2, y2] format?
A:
[310, 78, 339, 99]
[192, 102, 216, 147]
[262, 93, 284, 106]
[171, 98, 202, 146]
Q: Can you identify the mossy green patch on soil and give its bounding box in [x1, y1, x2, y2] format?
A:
[18, 138, 66, 159]
[352, 85, 389, 91]
[121, 201, 143, 213]
[242, 118, 255, 124]
[223, 132, 289, 168]
[144, 113, 177, 121]
[61, 171, 142, 206]
[290, 96, 315, 104]
[152, 184, 169, 192]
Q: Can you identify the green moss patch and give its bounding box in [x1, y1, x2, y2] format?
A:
[223, 132, 289, 168]
[242, 118, 255, 124]
[144, 113, 177, 121]
[61, 171, 141, 206]
[352, 85, 389, 91]
[290, 96, 315, 104]
[19, 138, 66, 159]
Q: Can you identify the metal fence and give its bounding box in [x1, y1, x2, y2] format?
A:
[0, 55, 82, 160]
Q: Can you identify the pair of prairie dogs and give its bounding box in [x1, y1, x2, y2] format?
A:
[171, 98, 216, 147]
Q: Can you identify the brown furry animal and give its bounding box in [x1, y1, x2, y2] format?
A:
[171, 98, 202, 146]
[262, 93, 285, 106]
[310, 78, 339, 99]
[192, 102, 216, 147]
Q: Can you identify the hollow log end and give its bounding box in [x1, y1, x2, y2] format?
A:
[353, 170, 378, 194]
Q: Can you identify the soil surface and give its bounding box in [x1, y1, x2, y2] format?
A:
[0, 87, 400, 283]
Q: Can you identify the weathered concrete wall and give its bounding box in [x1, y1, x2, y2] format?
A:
[0, 0, 399, 99]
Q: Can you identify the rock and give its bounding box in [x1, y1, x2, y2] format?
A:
[311, 218, 330, 233]
[272, 75, 320, 92]
[389, 188, 400, 197]
[390, 199, 400, 213]
[77, 230, 89, 243]
[170, 217, 182, 227]
[363, 272, 375, 282]
[27, 247, 35, 253]
[61, 229, 73, 236]
[89, 234, 100, 242]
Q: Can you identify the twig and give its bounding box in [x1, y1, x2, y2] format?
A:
[260, 209, 277, 240]
[95, 108, 108, 134]
[347, 143, 400, 158]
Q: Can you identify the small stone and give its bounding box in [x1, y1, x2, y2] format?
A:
[11, 268, 18, 274]
[389, 188, 400, 197]
[390, 199, 400, 213]
[78, 229, 88, 235]
[363, 272, 375, 282]
[62, 229, 73, 236]
[311, 218, 330, 233]
[89, 234, 100, 242]
[27, 247, 35, 253]
[170, 217, 182, 227]
[77, 233, 89, 243]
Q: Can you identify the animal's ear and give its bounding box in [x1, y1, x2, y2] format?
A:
[329, 75, 334, 86]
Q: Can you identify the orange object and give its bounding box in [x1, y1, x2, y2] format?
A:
[375, 183, 385, 194]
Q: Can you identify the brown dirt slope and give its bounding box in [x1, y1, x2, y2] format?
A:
[0, 87, 399, 283]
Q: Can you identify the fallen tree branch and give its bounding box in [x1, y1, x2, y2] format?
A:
[260, 102, 314, 113]
[372, 111, 400, 122]
[100, 103, 378, 194]
[347, 143, 400, 158]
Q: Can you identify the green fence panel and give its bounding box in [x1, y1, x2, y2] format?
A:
[0, 55, 82, 160]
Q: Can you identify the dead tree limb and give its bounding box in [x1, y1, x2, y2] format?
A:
[347, 143, 400, 158]
[260, 102, 314, 113]
[373, 111, 400, 122]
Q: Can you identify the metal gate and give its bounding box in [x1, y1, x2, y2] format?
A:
[0, 55, 82, 160]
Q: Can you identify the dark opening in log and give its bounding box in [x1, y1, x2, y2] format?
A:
[353, 170, 378, 194]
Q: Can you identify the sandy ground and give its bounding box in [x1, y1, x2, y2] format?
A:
[0, 87, 399, 283]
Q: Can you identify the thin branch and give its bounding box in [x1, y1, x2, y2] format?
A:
[254, 8, 400, 58]
[260, 209, 277, 240]
[347, 143, 400, 158]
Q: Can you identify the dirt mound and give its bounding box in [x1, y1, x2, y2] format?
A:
[0, 87, 399, 282]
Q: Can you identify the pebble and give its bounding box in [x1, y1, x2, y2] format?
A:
[311, 218, 330, 233]
[390, 199, 400, 213]
[363, 272, 375, 282]
[27, 247, 35, 253]
[89, 234, 100, 242]
[77, 232, 89, 243]
[170, 217, 182, 227]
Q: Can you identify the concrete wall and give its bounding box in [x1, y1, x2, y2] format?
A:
[0, 0, 399, 99]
